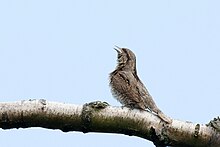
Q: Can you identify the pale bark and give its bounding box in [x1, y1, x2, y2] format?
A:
[0, 99, 219, 147]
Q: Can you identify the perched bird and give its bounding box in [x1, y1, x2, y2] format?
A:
[109, 46, 172, 123]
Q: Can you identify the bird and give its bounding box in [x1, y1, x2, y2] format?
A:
[109, 46, 172, 124]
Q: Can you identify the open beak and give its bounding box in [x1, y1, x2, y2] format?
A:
[114, 45, 122, 54]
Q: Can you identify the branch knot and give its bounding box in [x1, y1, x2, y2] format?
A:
[81, 101, 109, 133]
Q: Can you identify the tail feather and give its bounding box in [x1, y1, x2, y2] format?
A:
[157, 111, 172, 124]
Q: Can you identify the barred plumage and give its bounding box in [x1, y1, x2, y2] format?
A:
[109, 46, 172, 123]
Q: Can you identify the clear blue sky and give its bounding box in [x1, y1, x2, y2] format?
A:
[0, 0, 220, 146]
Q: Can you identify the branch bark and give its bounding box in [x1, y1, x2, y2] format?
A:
[0, 99, 219, 146]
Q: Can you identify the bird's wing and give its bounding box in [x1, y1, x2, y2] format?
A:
[117, 71, 146, 109]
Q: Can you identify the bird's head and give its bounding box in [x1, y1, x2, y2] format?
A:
[114, 46, 137, 72]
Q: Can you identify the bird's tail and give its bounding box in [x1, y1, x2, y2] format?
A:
[157, 110, 172, 124]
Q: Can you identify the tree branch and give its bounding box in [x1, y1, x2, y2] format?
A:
[0, 99, 219, 146]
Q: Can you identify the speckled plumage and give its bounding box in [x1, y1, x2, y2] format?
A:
[109, 47, 172, 123]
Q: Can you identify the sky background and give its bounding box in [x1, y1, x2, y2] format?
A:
[0, 0, 220, 146]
